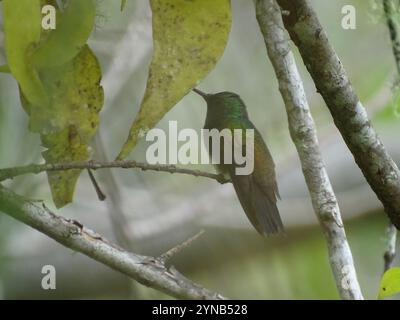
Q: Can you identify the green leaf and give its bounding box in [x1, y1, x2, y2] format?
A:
[121, 0, 127, 11]
[31, 0, 96, 69]
[117, 0, 232, 159]
[21, 45, 104, 208]
[3, 0, 48, 109]
[0, 65, 10, 73]
[378, 267, 400, 299]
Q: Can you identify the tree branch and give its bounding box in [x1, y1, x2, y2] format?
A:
[276, 0, 400, 229]
[382, 0, 400, 271]
[0, 184, 226, 300]
[255, 0, 363, 300]
[0, 160, 229, 184]
[383, 0, 400, 76]
[384, 223, 397, 272]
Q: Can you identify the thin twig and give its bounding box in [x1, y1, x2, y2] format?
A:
[0, 184, 226, 300]
[159, 230, 205, 264]
[255, 0, 363, 300]
[87, 169, 106, 201]
[0, 160, 230, 184]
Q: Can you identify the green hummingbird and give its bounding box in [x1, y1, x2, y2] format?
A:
[193, 88, 283, 236]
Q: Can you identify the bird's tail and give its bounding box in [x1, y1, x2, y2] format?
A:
[231, 174, 284, 236]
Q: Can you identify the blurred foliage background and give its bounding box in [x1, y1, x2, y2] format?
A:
[0, 0, 399, 299]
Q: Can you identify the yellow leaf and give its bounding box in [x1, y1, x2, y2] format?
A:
[378, 267, 400, 299]
[21, 45, 104, 208]
[117, 0, 231, 159]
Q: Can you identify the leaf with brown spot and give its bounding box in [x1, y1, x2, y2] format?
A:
[378, 267, 400, 299]
[21, 45, 104, 208]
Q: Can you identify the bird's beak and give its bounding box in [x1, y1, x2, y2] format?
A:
[192, 88, 210, 100]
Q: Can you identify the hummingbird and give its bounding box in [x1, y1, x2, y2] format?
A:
[193, 88, 283, 236]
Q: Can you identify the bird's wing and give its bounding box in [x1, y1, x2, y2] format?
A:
[229, 126, 283, 235]
[231, 173, 283, 235]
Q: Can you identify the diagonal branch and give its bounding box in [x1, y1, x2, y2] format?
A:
[0, 160, 229, 184]
[0, 184, 226, 300]
[382, 0, 400, 271]
[255, 0, 363, 299]
[383, 0, 400, 76]
[276, 0, 400, 229]
[384, 223, 397, 271]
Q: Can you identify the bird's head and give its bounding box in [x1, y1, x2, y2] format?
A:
[193, 88, 247, 118]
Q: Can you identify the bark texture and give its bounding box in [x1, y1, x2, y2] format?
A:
[255, 0, 363, 300]
[276, 0, 400, 229]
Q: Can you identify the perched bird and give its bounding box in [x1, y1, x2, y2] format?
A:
[193, 88, 283, 236]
